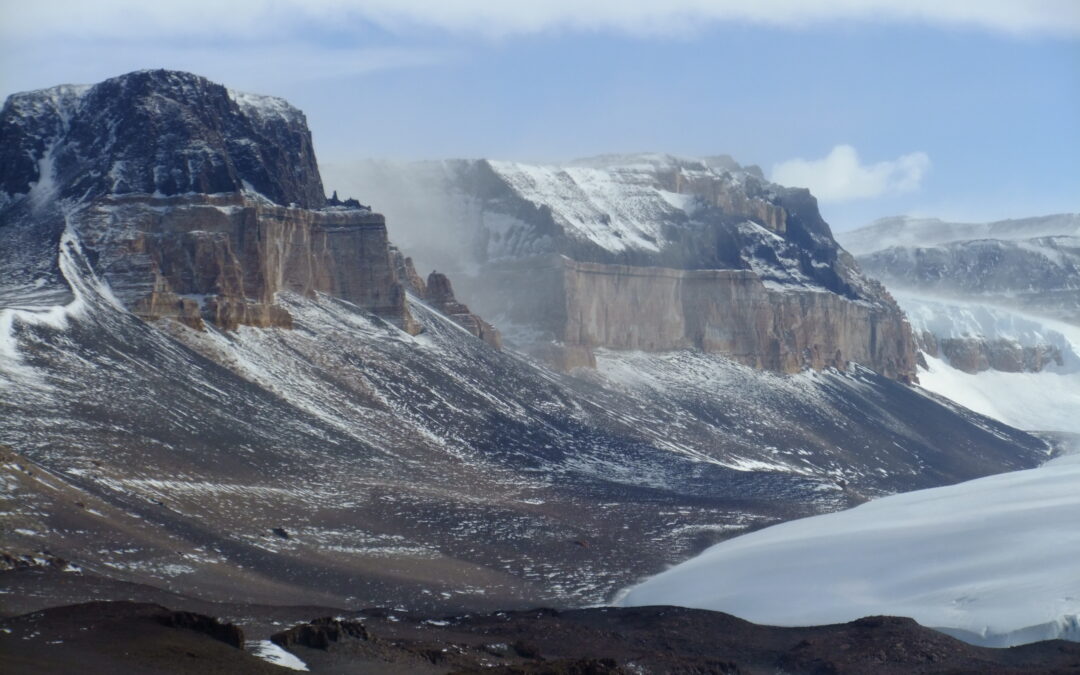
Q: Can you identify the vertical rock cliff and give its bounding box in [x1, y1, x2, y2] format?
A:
[0, 70, 418, 333]
[345, 155, 919, 381]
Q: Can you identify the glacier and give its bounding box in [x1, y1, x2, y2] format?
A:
[618, 452, 1080, 647]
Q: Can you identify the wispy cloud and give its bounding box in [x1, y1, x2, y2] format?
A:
[772, 145, 930, 202]
[3, 0, 1079, 40]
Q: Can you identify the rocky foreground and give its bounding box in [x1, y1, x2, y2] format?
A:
[3, 598, 1079, 674]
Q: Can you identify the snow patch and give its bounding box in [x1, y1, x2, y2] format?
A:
[249, 640, 309, 671]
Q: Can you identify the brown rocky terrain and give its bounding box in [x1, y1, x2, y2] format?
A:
[4, 600, 1079, 674]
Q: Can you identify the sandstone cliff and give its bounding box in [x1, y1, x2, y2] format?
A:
[348, 155, 919, 381]
[74, 192, 417, 332]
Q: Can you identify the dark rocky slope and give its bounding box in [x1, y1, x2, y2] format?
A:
[4, 600, 1079, 674]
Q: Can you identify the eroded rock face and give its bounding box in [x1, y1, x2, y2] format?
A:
[562, 261, 916, 379]
[424, 271, 502, 349]
[72, 192, 418, 333]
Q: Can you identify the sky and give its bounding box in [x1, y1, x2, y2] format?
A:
[1, 1, 1078, 230]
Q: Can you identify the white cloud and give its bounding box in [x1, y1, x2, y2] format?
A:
[771, 145, 930, 202]
[2, 0, 1078, 40]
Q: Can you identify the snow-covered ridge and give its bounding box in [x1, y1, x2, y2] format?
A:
[479, 154, 791, 258]
[619, 452, 1080, 647]
[484, 159, 702, 254]
[839, 213, 1080, 256]
[899, 292, 1080, 365]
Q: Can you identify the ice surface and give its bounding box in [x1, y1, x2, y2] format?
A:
[619, 453, 1080, 647]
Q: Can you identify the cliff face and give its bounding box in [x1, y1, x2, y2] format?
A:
[562, 261, 915, 379]
[73, 193, 416, 332]
[0, 70, 418, 333]
[350, 155, 919, 381]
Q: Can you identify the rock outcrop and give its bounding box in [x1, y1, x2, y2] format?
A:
[917, 331, 1064, 374]
[352, 155, 919, 380]
[73, 192, 418, 332]
[423, 271, 502, 349]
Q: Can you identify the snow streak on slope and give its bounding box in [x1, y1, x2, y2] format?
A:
[485, 159, 698, 254]
[619, 453, 1080, 647]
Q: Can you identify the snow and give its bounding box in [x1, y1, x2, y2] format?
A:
[918, 354, 1080, 436]
[249, 640, 308, 671]
[618, 453, 1080, 647]
[839, 213, 1080, 256]
[227, 89, 301, 124]
[899, 292, 1080, 357]
[896, 292, 1080, 435]
[486, 160, 674, 253]
[484, 156, 760, 256]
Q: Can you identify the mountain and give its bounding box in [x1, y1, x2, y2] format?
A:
[841, 214, 1080, 325]
[338, 155, 919, 380]
[619, 451, 1080, 648]
[837, 215, 1080, 437]
[0, 71, 1053, 618]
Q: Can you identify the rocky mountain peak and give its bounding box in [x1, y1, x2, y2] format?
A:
[0, 68, 325, 209]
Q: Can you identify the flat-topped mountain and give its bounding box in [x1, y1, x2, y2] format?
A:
[0, 69, 423, 333]
[340, 155, 920, 379]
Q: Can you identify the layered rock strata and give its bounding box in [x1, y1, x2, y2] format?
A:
[355, 156, 919, 380]
[918, 331, 1064, 374]
[73, 192, 417, 332]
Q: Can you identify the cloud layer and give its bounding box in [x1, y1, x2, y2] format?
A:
[3, 0, 1079, 40]
[771, 145, 930, 202]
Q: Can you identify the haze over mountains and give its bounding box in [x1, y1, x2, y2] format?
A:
[0, 70, 1075, 672]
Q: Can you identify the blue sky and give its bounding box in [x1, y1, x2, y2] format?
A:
[1, 1, 1077, 230]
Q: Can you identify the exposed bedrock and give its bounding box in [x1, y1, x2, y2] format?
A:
[477, 255, 918, 382]
[918, 331, 1064, 374]
[73, 192, 418, 333]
